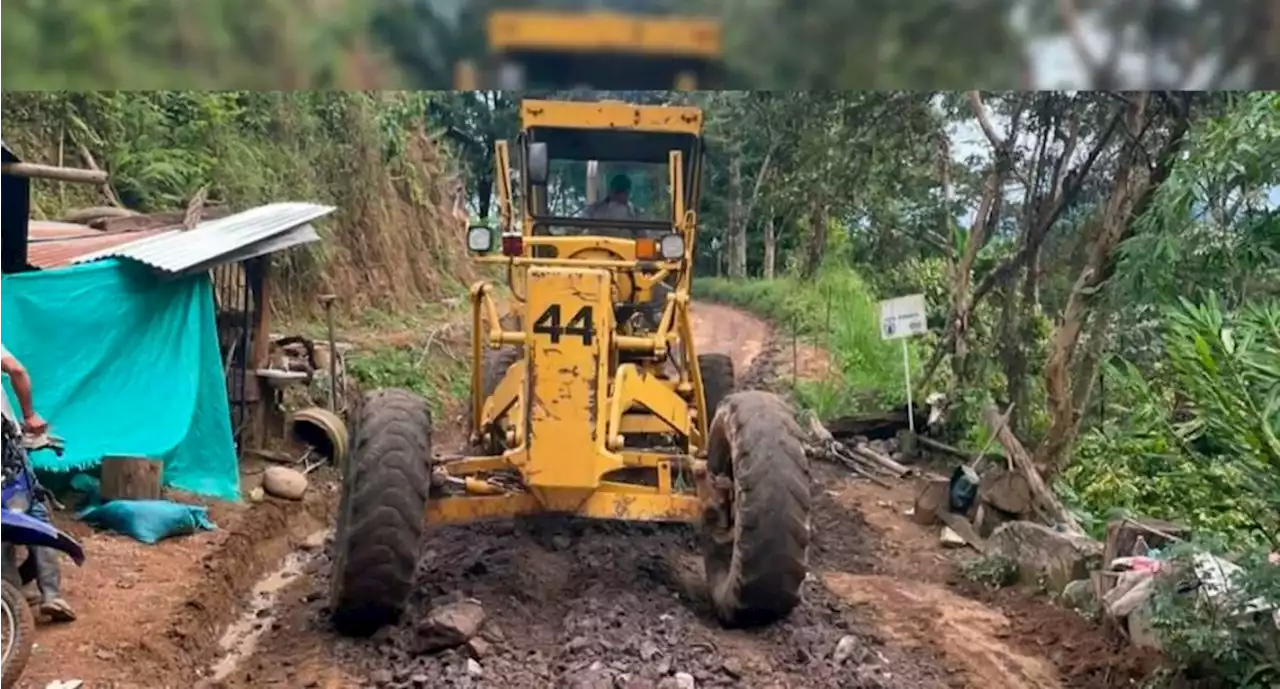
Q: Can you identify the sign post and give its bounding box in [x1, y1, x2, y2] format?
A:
[878, 294, 927, 433]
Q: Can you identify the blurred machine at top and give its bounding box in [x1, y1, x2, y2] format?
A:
[454, 7, 722, 90]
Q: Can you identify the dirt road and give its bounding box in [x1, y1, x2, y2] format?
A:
[23, 303, 1147, 688]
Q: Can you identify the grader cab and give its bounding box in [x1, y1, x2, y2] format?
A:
[328, 98, 810, 637]
[453, 8, 722, 90]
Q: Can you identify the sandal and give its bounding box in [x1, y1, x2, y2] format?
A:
[40, 597, 77, 622]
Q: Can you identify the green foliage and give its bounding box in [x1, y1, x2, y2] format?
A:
[694, 260, 915, 417]
[1063, 297, 1280, 549]
[1119, 92, 1280, 308]
[7, 0, 1279, 90]
[1, 0, 384, 89]
[1146, 545, 1280, 688]
[957, 553, 1020, 590]
[345, 345, 468, 419]
[2, 91, 469, 312]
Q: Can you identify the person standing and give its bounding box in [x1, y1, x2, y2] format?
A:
[2, 344, 75, 622]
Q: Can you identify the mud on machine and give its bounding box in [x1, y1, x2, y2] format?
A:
[327, 97, 811, 636]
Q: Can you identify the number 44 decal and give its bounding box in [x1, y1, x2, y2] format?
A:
[533, 304, 596, 345]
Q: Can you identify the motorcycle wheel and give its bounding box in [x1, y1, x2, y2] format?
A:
[1, 578, 34, 689]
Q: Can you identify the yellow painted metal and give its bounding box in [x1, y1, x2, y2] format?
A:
[487, 10, 721, 59]
[520, 99, 703, 135]
[453, 60, 479, 90]
[442, 93, 717, 526]
[428, 490, 704, 524]
[441, 451, 702, 477]
[516, 266, 616, 510]
[605, 365, 689, 450]
[495, 140, 514, 233]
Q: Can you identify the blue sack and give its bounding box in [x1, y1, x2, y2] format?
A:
[78, 499, 216, 545]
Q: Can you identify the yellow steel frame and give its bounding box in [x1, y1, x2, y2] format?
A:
[486, 10, 721, 58]
[520, 99, 704, 135]
[430, 98, 713, 526]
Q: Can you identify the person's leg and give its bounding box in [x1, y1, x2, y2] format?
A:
[26, 499, 75, 622]
[17, 548, 40, 604]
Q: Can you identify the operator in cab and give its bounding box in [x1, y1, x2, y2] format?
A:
[583, 174, 638, 223]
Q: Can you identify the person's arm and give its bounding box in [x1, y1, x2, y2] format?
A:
[0, 348, 40, 422]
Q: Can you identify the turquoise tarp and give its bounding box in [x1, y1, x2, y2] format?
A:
[2, 259, 240, 501]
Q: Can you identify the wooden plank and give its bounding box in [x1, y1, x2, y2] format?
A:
[938, 510, 990, 554]
[913, 477, 950, 526]
[2, 161, 107, 184]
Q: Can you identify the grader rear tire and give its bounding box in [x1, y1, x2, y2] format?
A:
[702, 390, 811, 627]
[330, 388, 432, 637]
[697, 353, 735, 418]
[482, 346, 523, 399]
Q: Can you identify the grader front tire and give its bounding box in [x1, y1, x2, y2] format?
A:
[330, 388, 432, 637]
[702, 391, 811, 627]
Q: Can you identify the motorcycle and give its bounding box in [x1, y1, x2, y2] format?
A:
[1, 422, 85, 689]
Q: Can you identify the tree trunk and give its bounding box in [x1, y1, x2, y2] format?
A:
[1034, 92, 1193, 478]
[726, 154, 747, 279]
[919, 92, 1024, 397]
[947, 163, 1006, 396]
[763, 211, 777, 280]
[801, 198, 827, 279]
[476, 176, 492, 220]
[100, 455, 164, 501]
[982, 407, 1085, 535]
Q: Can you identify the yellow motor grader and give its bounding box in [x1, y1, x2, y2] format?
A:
[328, 97, 810, 636]
[453, 8, 722, 90]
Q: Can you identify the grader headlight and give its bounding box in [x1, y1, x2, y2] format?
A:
[659, 233, 685, 260]
[467, 225, 494, 253]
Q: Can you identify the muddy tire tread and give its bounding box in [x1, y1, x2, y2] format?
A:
[330, 388, 432, 637]
[481, 346, 523, 399]
[1, 578, 34, 689]
[703, 390, 811, 627]
[697, 353, 735, 418]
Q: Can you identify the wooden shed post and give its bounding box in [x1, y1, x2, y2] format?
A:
[247, 256, 274, 448]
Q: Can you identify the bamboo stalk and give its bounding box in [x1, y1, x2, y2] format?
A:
[2, 162, 108, 184]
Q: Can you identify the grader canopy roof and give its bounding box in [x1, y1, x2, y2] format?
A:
[519, 101, 705, 215]
[454, 7, 724, 88]
[520, 99, 703, 161]
[487, 10, 721, 58]
[528, 127, 697, 164]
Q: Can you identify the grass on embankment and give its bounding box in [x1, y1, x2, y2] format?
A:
[279, 296, 472, 420]
[694, 267, 919, 418]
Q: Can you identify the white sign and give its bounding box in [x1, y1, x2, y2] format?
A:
[879, 294, 927, 341]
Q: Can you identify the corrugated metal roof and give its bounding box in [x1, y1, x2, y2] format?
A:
[28, 229, 168, 269]
[73, 202, 335, 275]
[29, 220, 99, 240]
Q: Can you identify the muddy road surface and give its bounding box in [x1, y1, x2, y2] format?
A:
[206, 303, 1131, 689]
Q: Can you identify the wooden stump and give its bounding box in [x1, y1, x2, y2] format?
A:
[912, 477, 950, 526]
[896, 429, 918, 462]
[973, 503, 1017, 538]
[100, 455, 164, 501]
[978, 469, 1032, 516]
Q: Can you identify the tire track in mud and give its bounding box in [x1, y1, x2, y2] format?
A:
[214, 304, 960, 689]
